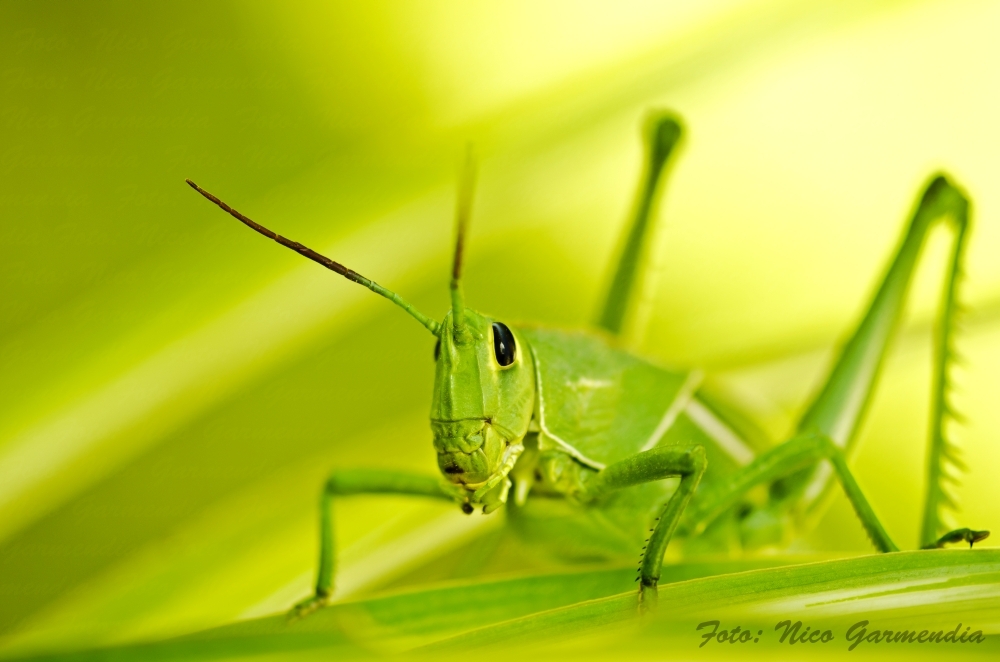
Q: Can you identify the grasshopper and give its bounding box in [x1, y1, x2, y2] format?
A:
[186, 111, 988, 616]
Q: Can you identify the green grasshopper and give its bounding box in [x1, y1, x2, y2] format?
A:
[186, 111, 988, 616]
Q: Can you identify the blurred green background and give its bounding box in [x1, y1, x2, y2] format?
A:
[1, 0, 999, 656]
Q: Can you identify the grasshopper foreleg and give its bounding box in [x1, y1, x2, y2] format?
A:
[583, 444, 708, 608]
[290, 469, 456, 620]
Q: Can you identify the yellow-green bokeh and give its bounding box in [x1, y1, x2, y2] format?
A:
[1, 0, 999, 656]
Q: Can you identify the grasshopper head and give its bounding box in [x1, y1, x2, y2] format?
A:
[430, 308, 535, 513]
[188, 151, 536, 514]
[422, 148, 536, 514]
[190, 152, 537, 515]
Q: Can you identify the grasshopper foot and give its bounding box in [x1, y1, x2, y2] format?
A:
[287, 592, 330, 622]
[922, 528, 990, 549]
[638, 580, 659, 615]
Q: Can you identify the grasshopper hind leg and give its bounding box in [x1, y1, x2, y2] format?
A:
[774, 175, 984, 546]
[595, 112, 683, 341]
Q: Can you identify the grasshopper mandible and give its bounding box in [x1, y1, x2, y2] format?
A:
[186, 110, 988, 616]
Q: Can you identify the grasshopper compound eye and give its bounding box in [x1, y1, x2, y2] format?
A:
[492, 322, 516, 366]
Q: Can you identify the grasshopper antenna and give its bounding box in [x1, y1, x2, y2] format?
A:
[186, 179, 441, 336]
[450, 146, 476, 336]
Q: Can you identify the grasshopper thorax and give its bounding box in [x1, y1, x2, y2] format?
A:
[431, 308, 535, 513]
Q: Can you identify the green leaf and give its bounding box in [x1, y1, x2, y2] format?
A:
[429, 550, 1000, 656]
[7, 552, 998, 660]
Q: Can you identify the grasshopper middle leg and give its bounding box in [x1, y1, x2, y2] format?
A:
[683, 432, 897, 552]
[684, 431, 987, 553]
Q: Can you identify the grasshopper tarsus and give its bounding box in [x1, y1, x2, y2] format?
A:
[922, 527, 990, 549]
[286, 594, 329, 623]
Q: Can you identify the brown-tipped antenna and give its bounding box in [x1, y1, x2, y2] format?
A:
[451, 146, 476, 334]
[186, 179, 440, 336]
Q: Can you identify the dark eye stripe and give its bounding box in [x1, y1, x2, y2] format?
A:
[492, 322, 515, 366]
